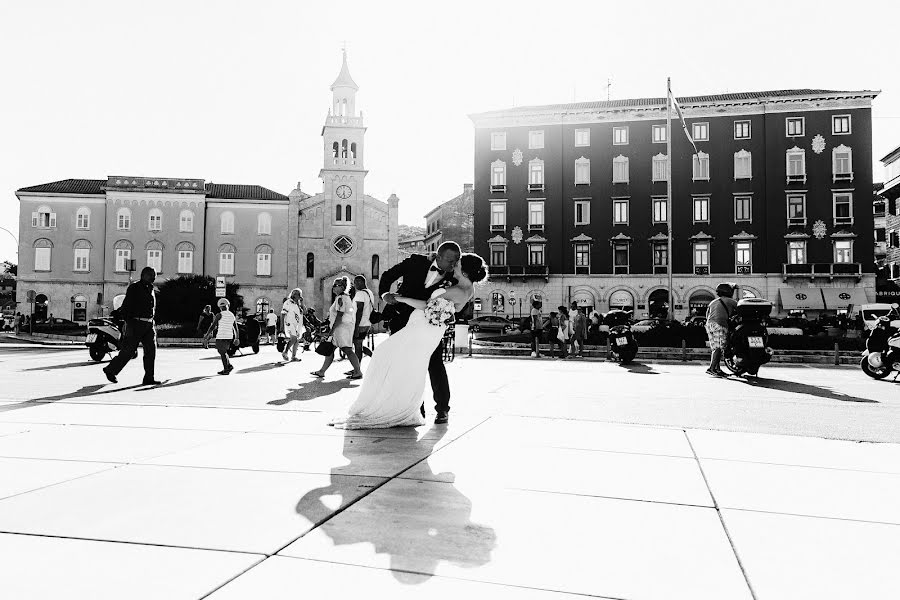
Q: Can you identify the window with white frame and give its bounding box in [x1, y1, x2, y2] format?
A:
[652, 197, 667, 224]
[786, 117, 805, 137]
[220, 211, 235, 234]
[115, 247, 131, 272]
[490, 244, 506, 266]
[735, 195, 752, 222]
[834, 240, 853, 263]
[735, 242, 752, 273]
[74, 247, 89, 272]
[148, 208, 162, 231]
[34, 245, 51, 272]
[832, 115, 851, 135]
[179, 210, 194, 232]
[257, 250, 272, 276]
[178, 250, 193, 274]
[490, 131, 506, 150]
[31, 206, 56, 229]
[490, 202, 506, 230]
[692, 122, 709, 141]
[575, 128, 590, 146]
[613, 243, 629, 274]
[575, 157, 591, 184]
[613, 198, 629, 224]
[146, 250, 162, 272]
[574, 243, 590, 269]
[652, 153, 668, 182]
[787, 194, 806, 224]
[653, 243, 668, 271]
[76, 207, 90, 230]
[613, 126, 629, 145]
[652, 124, 667, 143]
[788, 240, 807, 264]
[834, 192, 853, 224]
[692, 152, 710, 180]
[574, 200, 590, 225]
[693, 242, 710, 272]
[734, 120, 751, 139]
[832, 145, 853, 181]
[693, 197, 710, 223]
[786, 148, 806, 182]
[528, 130, 544, 149]
[257, 212, 272, 235]
[116, 208, 131, 231]
[612, 155, 629, 183]
[528, 201, 544, 230]
[491, 160, 506, 191]
[219, 250, 235, 275]
[529, 159, 544, 190]
[734, 150, 752, 179]
[528, 243, 545, 266]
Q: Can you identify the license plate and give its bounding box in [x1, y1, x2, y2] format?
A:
[748, 336, 764, 348]
[85, 333, 97, 343]
[616, 337, 628, 346]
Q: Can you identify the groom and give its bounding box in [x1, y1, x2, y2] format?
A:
[379, 241, 461, 424]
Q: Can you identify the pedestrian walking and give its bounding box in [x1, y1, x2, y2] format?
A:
[196, 305, 213, 338]
[705, 282, 738, 377]
[311, 276, 363, 380]
[102, 267, 160, 385]
[281, 288, 305, 362]
[546, 310, 568, 358]
[351, 275, 375, 364]
[265, 309, 277, 344]
[557, 306, 572, 356]
[570, 302, 587, 358]
[204, 298, 239, 375]
[14, 312, 23, 335]
[529, 299, 544, 358]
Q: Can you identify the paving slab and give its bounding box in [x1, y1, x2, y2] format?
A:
[0, 457, 121, 499]
[722, 509, 900, 600]
[689, 428, 900, 473]
[0, 533, 261, 600]
[207, 555, 585, 599]
[280, 479, 752, 599]
[0, 422, 35, 437]
[401, 443, 713, 506]
[702, 459, 900, 523]
[0, 463, 386, 554]
[0, 424, 234, 463]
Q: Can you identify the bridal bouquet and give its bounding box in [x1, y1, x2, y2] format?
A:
[424, 297, 455, 327]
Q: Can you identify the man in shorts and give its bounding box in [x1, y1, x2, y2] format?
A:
[264, 309, 277, 344]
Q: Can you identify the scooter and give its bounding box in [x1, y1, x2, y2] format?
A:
[86, 294, 134, 362]
[722, 298, 774, 377]
[227, 316, 261, 357]
[860, 314, 900, 379]
[604, 309, 637, 364]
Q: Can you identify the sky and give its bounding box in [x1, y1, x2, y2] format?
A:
[1, 0, 899, 266]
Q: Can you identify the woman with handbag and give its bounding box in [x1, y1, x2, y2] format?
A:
[203, 298, 239, 375]
[311, 276, 363, 380]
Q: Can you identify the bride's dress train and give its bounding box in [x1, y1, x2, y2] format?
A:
[330, 308, 446, 429]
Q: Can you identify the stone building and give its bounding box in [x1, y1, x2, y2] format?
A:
[398, 235, 426, 259]
[878, 144, 900, 301]
[423, 184, 475, 253]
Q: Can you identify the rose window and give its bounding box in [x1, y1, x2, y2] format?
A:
[333, 235, 354, 255]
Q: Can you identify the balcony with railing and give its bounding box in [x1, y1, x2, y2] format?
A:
[325, 115, 364, 127]
[487, 265, 550, 282]
[782, 262, 862, 282]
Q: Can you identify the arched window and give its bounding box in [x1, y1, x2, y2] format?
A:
[341, 99, 347, 116]
[350, 142, 357, 159]
[76, 207, 90, 230]
[116, 207, 131, 231]
[306, 252, 314, 278]
[148, 208, 163, 231]
[345, 205, 352, 221]
[341, 139, 348, 158]
[218, 243, 236, 275]
[32, 205, 56, 228]
[257, 212, 271, 235]
[179, 209, 194, 232]
[256, 297, 270, 317]
[371, 254, 380, 280]
[220, 211, 235, 234]
[146, 240, 163, 273]
[176, 241, 194, 274]
[332, 141, 339, 158]
[113, 239, 133, 272]
[336, 204, 343, 221]
[73, 239, 91, 272]
[255, 244, 273, 276]
[33, 238, 53, 272]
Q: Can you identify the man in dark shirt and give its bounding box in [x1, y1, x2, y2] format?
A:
[103, 267, 160, 385]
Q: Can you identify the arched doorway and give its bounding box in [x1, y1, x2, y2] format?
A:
[34, 294, 48, 322]
[255, 297, 270, 318]
[72, 294, 87, 323]
[688, 291, 715, 317]
[571, 289, 595, 314]
[648, 289, 669, 318]
[608, 289, 635, 313]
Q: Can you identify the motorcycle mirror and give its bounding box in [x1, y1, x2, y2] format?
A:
[892, 303, 899, 310]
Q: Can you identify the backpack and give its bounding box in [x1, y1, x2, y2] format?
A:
[362, 289, 383, 324]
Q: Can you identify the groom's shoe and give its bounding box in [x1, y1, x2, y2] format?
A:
[420, 403, 426, 418]
[434, 411, 449, 425]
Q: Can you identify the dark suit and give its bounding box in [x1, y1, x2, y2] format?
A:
[378, 254, 452, 414]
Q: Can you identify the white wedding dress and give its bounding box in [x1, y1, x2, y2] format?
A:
[330, 291, 450, 429]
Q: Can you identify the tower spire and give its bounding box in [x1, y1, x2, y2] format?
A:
[331, 47, 359, 91]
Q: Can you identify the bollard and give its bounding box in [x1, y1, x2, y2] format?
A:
[682, 339, 687, 362]
[834, 342, 840, 366]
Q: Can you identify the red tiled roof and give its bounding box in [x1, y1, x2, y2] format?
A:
[17, 179, 105, 195]
[204, 183, 288, 201]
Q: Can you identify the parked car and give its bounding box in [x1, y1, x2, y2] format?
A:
[631, 318, 664, 334]
[33, 317, 84, 333]
[468, 315, 515, 334]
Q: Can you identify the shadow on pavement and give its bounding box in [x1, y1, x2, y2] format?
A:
[739, 377, 878, 403]
[237, 362, 288, 375]
[0, 383, 145, 413]
[21, 360, 103, 372]
[619, 362, 658, 375]
[135, 376, 212, 391]
[268, 377, 359, 406]
[294, 427, 495, 583]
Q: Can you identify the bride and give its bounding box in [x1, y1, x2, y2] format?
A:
[330, 253, 487, 429]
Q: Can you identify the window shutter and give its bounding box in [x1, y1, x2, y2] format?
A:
[49, 213, 57, 228]
[32, 212, 38, 227]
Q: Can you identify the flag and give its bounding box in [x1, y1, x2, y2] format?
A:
[668, 88, 700, 157]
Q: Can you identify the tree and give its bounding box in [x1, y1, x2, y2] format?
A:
[0, 261, 16, 277]
[155, 275, 242, 324]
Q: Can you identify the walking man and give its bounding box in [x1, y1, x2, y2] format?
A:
[570, 302, 587, 358]
[103, 267, 160, 385]
[265, 309, 278, 344]
[352, 275, 375, 364]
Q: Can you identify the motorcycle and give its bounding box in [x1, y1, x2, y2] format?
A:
[860, 313, 900, 379]
[722, 298, 774, 377]
[604, 309, 637, 364]
[86, 294, 135, 362]
[227, 315, 262, 357]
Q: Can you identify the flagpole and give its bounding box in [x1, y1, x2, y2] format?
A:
[666, 77, 674, 322]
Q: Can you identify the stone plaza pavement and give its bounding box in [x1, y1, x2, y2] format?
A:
[0, 343, 899, 599]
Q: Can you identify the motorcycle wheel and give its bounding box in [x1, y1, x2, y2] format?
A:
[88, 347, 106, 362]
[722, 357, 744, 376]
[860, 356, 891, 379]
[252, 343, 260, 354]
[619, 350, 635, 365]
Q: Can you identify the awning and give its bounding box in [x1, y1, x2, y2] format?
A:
[778, 288, 826, 310]
[821, 287, 870, 310]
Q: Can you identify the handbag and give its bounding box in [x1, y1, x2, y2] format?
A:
[315, 338, 336, 356]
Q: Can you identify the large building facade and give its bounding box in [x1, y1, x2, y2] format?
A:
[423, 183, 475, 253]
[470, 89, 878, 319]
[15, 51, 399, 323]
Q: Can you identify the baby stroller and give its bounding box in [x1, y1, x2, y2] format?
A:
[302, 310, 329, 351]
